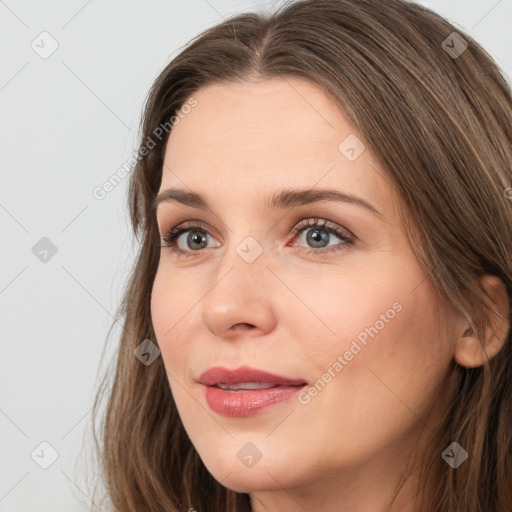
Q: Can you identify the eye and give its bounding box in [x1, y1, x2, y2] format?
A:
[289, 217, 354, 255]
[159, 217, 355, 259]
[159, 220, 219, 258]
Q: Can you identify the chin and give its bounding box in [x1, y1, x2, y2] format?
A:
[212, 466, 286, 494]
[199, 445, 308, 495]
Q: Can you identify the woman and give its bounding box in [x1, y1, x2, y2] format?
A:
[92, 0, 512, 510]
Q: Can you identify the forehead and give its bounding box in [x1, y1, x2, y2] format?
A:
[161, 77, 395, 215]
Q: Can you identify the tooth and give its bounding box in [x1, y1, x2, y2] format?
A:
[217, 382, 277, 390]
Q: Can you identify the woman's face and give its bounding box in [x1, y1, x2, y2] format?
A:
[151, 77, 461, 508]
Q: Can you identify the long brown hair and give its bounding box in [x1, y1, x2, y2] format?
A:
[90, 1, 512, 510]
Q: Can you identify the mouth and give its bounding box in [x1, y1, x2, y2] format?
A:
[212, 382, 300, 392]
[198, 365, 308, 417]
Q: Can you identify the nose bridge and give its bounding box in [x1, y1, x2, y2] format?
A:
[212, 231, 270, 297]
[215, 207, 271, 273]
[200, 231, 278, 337]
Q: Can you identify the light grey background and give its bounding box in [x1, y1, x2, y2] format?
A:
[1, 1, 511, 511]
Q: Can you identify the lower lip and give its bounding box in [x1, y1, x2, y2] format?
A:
[204, 384, 306, 417]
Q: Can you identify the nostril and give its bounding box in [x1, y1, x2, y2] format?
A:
[232, 323, 255, 330]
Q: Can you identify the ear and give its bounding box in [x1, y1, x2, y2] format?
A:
[454, 275, 510, 368]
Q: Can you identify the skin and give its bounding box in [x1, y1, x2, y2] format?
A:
[150, 77, 476, 512]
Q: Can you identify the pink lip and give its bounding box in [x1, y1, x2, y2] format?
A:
[198, 365, 308, 417]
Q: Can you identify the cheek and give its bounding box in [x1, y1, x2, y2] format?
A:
[294, 256, 453, 418]
[150, 275, 201, 422]
[336, 288, 449, 423]
[150, 268, 197, 372]
[287, 277, 453, 471]
[283, 260, 414, 367]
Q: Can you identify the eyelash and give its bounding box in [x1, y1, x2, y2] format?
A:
[159, 218, 355, 259]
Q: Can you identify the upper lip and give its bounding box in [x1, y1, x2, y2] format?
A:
[198, 365, 308, 387]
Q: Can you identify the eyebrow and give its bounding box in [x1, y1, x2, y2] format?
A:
[153, 187, 383, 218]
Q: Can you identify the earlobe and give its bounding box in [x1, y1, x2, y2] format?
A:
[454, 275, 510, 368]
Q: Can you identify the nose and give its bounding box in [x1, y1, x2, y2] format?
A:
[200, 241, 278, 341]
